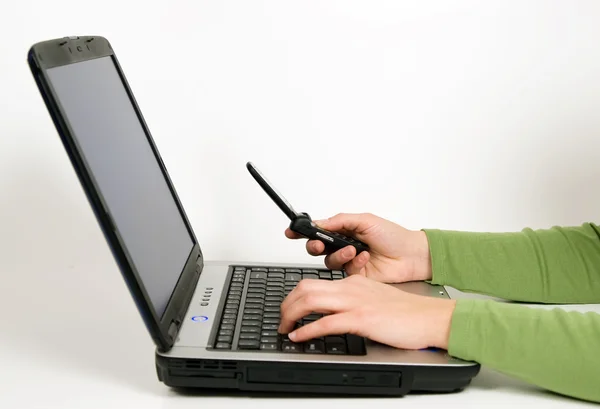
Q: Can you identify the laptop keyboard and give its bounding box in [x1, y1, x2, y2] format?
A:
[212, 266, 366, 355]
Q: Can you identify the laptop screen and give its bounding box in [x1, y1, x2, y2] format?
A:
[46, 56, 194, 319]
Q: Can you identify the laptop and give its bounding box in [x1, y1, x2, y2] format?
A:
[27, 35, 480, 396]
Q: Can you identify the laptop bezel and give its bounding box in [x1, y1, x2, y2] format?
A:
[27, 36, 201, 352]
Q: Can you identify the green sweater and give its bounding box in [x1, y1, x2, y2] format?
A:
[424, 223, 600, 402]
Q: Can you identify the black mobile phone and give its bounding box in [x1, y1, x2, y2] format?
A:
[246, 162, 369, 255]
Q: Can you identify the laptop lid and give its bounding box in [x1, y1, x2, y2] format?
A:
[27, 36, 202, 352]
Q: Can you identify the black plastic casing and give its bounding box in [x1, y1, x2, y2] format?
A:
[290, 215, 370, 255]
[27, 36, 201, 352]
[155, 355, 480, 396]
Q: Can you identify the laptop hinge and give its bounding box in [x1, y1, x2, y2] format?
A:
[168, 319, 180, 341]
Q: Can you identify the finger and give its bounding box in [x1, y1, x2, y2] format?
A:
[323, 246, 356, 269]
[284, 228, 303, 239]
[279, 292, 349, 334]
[280, 279, 338, 316]
[289, 312, 360, 343]
[316, 213, 376, 236]
[306, 240, 325, 256]
[342, 251, 371, 276]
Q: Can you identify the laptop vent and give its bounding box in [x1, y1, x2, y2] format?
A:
[169, 359, 238, 371]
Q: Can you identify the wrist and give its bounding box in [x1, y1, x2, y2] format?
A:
[412, 230, 433, 281]
[427, 299, 456, 350]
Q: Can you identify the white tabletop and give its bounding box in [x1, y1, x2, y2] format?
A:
[1, 248, 598, 409]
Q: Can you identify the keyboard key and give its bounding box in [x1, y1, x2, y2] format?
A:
[224, 308, 238, 315]
[282, 342, 302, 353]
[268, 272, 285, 279]
[261, 336, 278, 344]
[239, 333, 260, 341]
[244, 309, 263, 316]
[266, 291, 283, 297]
[346, 334, 367, 355]
[263, 312, 280, 318]
[285, 268, 301, 273]
[264, 307, 280, 313]
[234, 266, 246, 271]
[302, 269, 319, 274]
[263, 318, 280, 324]
[262, 324, 278, 330]
[268, 268, 285, 273]
[242, 314, 262, 321]
[265, 301, 280, 307]
[251, 267, 268, 272]
[261, 330, 278, 337]
[216, 342, 231, 349]
[220, 324, 234, 331]
[250, 272, 268, 280]
[247, 288, 266, 294]
[221, 318, 236, 325]
[302, 273, 319, 280]
[228, 294, 241, 301]
[319, 272, 332, 279]
[242, 320, 261, 327]
[238, 340, 260, 349]
[304, 340, 325, 353]
[285, 273, 302, 282]
[223, 314, 236, 320]
[219, 329, 234, 336]
[218, 335, 233, 343]
[241, 326, 260, 334]
[326, 343, 347, 354]
[265, 296, 283, 302]
[260, 343, 278, 351]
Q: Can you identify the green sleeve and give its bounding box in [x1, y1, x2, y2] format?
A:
[448, 299, 600, 403]
[424, 223, 600, 303]
[423, 223, 600, 402]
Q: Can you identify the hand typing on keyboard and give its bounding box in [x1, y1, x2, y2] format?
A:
[280, 212, 455, 351]
[278, 274, 456, 351]
[215, 213, 454, 353]
[284, 212, 432, 283]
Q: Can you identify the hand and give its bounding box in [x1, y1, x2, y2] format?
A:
[279, 275, 456, 350]
[285, 213, 432, 283]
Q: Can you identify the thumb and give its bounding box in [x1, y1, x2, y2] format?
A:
[314, 213, 377, 236]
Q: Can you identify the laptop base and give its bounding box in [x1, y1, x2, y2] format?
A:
[156, 354, 480, 396]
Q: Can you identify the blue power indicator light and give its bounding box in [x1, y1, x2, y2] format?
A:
[191, 315, 209, 322]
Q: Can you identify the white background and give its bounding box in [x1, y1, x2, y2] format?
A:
[1, 1, 599, 408]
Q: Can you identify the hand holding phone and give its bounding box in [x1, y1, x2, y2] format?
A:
[246, 162, 369, 256]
